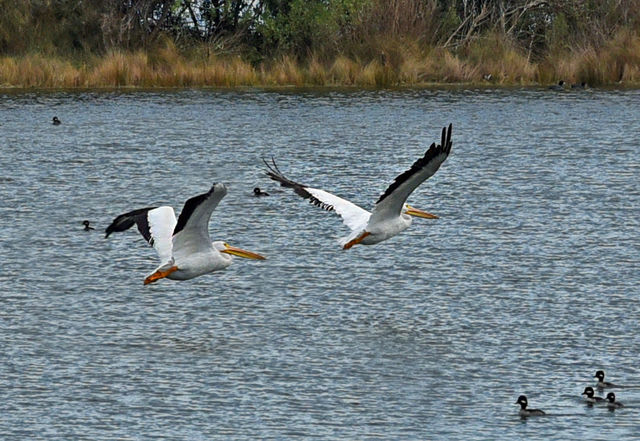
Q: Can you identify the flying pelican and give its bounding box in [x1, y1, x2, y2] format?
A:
[105, 183, 265, 284]
[264, 124, 452, 249]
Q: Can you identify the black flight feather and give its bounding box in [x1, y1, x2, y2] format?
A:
[263, 158, 335, 211]
[105, 207, 157, 242]
[173, 184, 217, 236]
[376, 123, 452, 205]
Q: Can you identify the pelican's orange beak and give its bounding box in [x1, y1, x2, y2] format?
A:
[220, 244, 266, 260]
[406, 205, 439, 219]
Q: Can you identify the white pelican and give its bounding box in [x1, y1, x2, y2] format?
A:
[105, 183, 265, 284]
[265, 124, 452, 249]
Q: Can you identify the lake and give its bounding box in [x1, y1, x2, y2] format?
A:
[1, 87, 639, 440]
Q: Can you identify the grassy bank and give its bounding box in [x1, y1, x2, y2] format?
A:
[2, 31, 640, 89]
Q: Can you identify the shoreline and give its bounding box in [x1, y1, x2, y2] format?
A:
[2, 82, 639, 92]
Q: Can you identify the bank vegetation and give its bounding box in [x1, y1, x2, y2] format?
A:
[1, 0, 639, 88]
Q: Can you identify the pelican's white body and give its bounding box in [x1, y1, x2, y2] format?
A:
[167, 242, 232, 280]
[145, 186, 233, 281]
[362, 213, 413, 244]
[304, 185, 418, 247]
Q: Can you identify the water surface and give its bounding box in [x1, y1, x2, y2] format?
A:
[1, 87, 639, 440]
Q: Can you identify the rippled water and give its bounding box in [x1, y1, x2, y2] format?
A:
[1, 87, 639, 440]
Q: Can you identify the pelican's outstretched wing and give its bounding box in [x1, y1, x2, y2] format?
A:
[104, 207, 157, 240]
[264, 158, 370, 232]
[172, 183, 227, 258]
[105, 205, 176, 265]
[147, 207, 177, 265]
[369, 124, 452, 225]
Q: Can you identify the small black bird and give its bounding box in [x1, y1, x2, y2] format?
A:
[83, 220, 95, 231]
[253, 187, 269, 197]
[548, 80, 565, 91]
[594, 370, 618, 388]
[571, 81, 587, 89]
[582, 386, 605, 404]
[52, 116, 61, 125]
[516, 395, 545, 417]
[606, 392, 624, 409]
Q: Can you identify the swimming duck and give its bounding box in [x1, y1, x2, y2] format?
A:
[516, 395, 545, 417]
[595, 370, 618, 388]
[253, 187, 270, 197]
[83, 220, 95, 231]
[548, 80, 565, 91]
[606, 392, 624, 409]
[52, 116, 61, 125]
[571, 81, 587, 89]
[582, 386, 605, 404]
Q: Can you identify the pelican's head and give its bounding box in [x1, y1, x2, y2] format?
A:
[213, 241, 266, 260]
[402, 204, 439, 219]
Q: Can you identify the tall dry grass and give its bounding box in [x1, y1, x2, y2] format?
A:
[0, 54, 84, 87]
[463, 33, 537, 84]
[1, 32, 639, 89]
[538, 30, 640, 86]
[0, 43, 261, 88]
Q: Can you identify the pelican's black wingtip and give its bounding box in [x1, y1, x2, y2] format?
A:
[441, 123, 453, 154]
[104, 206, 158, 240]
[262, 156, 280, 177]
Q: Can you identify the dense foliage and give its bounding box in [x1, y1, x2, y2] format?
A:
[1, 0, 638, 59]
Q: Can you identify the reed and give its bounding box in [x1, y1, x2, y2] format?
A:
[88, 51, 149, 87]
[577, 30, 640, 85]
[537, 30, 640, 86]
[1, 32, 639, 89]
[201, 56, 259, 87]
[262, 56, 306, 86]
[464, 33, 536, 84]
[0, 54, 83, 88]
[329, 56, 360, 85]
[305, 55, 328, 86]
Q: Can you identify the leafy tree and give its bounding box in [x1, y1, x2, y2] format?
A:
[0, 0, 639, 59]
